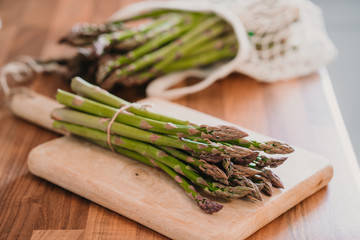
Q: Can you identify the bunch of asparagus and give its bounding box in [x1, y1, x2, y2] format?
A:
[56, 10, 238, 90]
[51, 77, 294, 213]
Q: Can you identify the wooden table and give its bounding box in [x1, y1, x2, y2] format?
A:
[1, 0, 360, 239]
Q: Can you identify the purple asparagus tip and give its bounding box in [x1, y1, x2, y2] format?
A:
[198, 198, 223, 214]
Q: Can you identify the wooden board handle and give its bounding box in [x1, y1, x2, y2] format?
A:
[9, 90, 61, 133]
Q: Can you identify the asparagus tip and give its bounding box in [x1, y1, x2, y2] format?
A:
[229, 148, 259, 165]
[263, 141, 295, 154]
[200, 125, 248, 141]
[197, 197, 223, 214]
[199, 160, 229, 185]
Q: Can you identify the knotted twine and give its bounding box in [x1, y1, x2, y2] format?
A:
[106, 102, 154, 152]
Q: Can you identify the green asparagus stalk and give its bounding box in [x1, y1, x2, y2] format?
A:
[51, 107, 256, 163]
[260, 169, 284, 188]
[95, 13, 188, 82]
[229, 175, 263, 201]
[58, 11, 241, 89]
[53, 120, 253, 199]
[59, 9, 171, 46]
[93, 13, 181, 56]
[100, 15, 222, 89]
[59, 22, 124, 46]
[252, 155, 288, 169]
[58, 86, 249, 142]
[158, 146, 229, 185]
[90, 139, 154, 167]
[163, 44, 237, 72]
[189, 34, 238, 56]
[224, 138, 294, 154]
[53, 108, 230, 184]
[233, 164, 262, 178]
[98, 14, 202, 86]
[90, 139, 223, 213]
[70, 77, 190, 125]
[57, 79, 289, 199]
[150, 154, 224, 213]
[251, 175, 273, 196]
[121, 34, 238, 85]
[56, 90, 199, 136]
[186, 136, 289, 167]
[221, 158, 234, 178]
[150, 22, 230, 74]
[110, 14, 184, 51]
[115, 13, 187, 58]
[55, 90, 204, 138]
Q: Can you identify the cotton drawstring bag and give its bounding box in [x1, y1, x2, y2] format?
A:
[109, 0, 336, 99]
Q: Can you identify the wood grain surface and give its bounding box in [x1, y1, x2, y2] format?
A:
[1, 0, 360, 239]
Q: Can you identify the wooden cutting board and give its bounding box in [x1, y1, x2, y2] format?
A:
[25, 97, 333, 240]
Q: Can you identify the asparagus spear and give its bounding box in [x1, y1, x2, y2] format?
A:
[253, 155, 288, 169]
[232, 164, 262, 178]
[224, 138, 294, 154]
[151, 154, 224, 213]
[56, 90, 198, 135]
[59, 22, 125, 46]
[222, 158, 234, 178]
[64, 79, 289, 192]
[100, 15, 222, 89]
[163, 43, 237, 72]
[251, 175, 273, 196]
[59, 9, 171, 46]
[70, 77, 191, 125]
[57, 11, 241, 89]
[90, 139, 223, 213]
[159, 146, 229, 185]
[53, 120, 253, 199]
[189, 34, 237, 56]
[71, 77, 251, 142]
[57, 87, 249, 141]
[110, 14, 185, 51]
[97, 14, 202, 86]
[186, 136, 289, 167]
[51, 108, 256, 163]
[93, 13, 181, 56]
[150, 22, 230, 73]
[95, 13, 187, 82]
[120, 25, 234, 86]
[229, 175, 263, 201]
[260, 169, 284, 188]
[55, 89, 207, 138]
[125, 38, 238, 85]
[53, 108, 230, 184]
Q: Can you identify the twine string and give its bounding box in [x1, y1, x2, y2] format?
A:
[0, 56, 63, 98]
[106, 102, 153, 152]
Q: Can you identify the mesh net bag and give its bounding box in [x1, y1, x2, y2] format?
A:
[110, 0, 336, 99]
